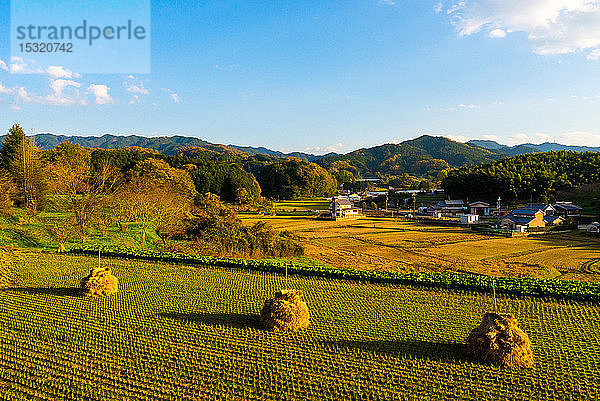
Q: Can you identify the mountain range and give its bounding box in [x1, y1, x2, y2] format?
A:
[1, 132, 599, 176]
[466, 139, 600, 154]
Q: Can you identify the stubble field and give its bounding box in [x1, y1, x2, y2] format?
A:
[243, 214, 600, 282]
[0, 251, 599, 400]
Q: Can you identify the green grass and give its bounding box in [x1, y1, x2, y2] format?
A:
[0, 211, 161, 251]
[276, 199, 329, 211]
[0, 252, 599, 400]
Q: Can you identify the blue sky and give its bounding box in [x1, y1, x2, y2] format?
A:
[1, 0, 600, 154]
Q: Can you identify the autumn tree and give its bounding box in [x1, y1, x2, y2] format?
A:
[0, 169, 17, 215]
[46, 142, 121, 242]
[119, 158, 196, 247]
[0, 124, 27, 170]
[8, 133, 46, 216]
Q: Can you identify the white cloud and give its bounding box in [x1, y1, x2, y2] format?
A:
[304, 142, 344, 154]
[505, 131, 600, 146]
[47, 65, 81, 79]
[446, 1, 600, 57]
[588, 48, 600, 59]
[44, 79, 84, 106]
[489, 28, 506, 38]
[126, 83, 149, 95]
[446, 134, 471, 142]
[16, 87, 32, 102]
[434, 2, 443, 14]
[50, 79, 80, 98]
[0, 82, 13, 94]
[9, 57, 44, 74]
[458, 103, 479, 109]
[482, 134, 501, 141]
[0, 60, 7, 71]
[379, 0, 395, 5]
[170, 93, 181, 103]
[87, 84, 114, 105]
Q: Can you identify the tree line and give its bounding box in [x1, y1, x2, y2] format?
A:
[441, 150, 600, 202]
[0, 124, 311, 257]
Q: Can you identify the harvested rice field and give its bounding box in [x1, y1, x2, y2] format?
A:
[243, 215, 600, 281]
[0, 251, 599, 400]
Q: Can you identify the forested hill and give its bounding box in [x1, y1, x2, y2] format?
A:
[317, 135, 501, 176]
[442, 150, 600, 202]
[467, 139, 600, 154]
[0, 133, 324, 159]
[5, 132, 600, 180]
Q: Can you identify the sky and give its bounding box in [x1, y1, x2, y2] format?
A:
[1, 0, 600, 154]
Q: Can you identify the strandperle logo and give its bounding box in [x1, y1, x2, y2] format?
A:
[10, 0, 151, 74]
[15, 20, 147, 46]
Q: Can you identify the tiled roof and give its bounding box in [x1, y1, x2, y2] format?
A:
[500, 214, 536, 225]
[544, 215, 563, 224]
[553, 202, 582, 211]
[334, 198, 352, 206]
[523, 203, 553, 212]
[512, 208, 540, 215]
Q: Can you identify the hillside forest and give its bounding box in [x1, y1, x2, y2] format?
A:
[0, 124, 307, 257]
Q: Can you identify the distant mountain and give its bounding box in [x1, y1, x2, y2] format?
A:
[319, 135, 501, 176]
[467, 139, 600, 154]
[227, 145, 325, 161]
[0, 133, 322, 159]
[466, 139, 506, 150]
[4, 132, 599, 177]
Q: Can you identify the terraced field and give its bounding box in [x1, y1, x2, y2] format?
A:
[243, 215, 600, 281]
[1, 251, 599, 400]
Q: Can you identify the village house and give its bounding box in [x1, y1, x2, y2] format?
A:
[553, 202, 583, 219]
[430, 199, 466, 216]
[524, 203, 556, 216]
[497, 208, 546, 231]
[329, 197, 361, 220]
[468, 201, 491, 216]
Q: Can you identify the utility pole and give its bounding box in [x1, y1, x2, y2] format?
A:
[385, 192, 389, 213]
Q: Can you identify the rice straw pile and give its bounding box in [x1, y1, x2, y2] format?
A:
[80, 267, 118, 296]
[260, 289, 309, 331]
[466, 312, 533, 367]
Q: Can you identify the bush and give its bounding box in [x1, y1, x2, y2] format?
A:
[68, 245, 600, 303]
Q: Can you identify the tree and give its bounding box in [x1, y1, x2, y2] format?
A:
[119, 161, 194, 247]
[9, 133, 46, 216]
[0, 169, 17, 215]
[258, 158, 337, 200]
[46, 142, 119, 242]
[0, 124, 27, 170]
[189, 161, 261, 203]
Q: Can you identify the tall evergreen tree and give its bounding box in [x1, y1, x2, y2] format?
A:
[9, 131, 46, 215]
[0, 124, 27, 171]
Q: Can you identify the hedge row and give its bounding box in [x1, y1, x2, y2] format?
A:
[68, 245, 600, 303]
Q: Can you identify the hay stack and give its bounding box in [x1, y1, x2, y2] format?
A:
[260, 289, 309, 331]
[466, 312, 533, 367]
[80, 267, 118, 296]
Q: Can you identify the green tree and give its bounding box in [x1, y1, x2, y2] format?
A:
[0, 169, 17, 215]
[9, 133, 46, 216]
[258, 158, 337, 200]
[0, 124, 27, 170]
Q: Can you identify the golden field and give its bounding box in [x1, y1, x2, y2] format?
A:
[243, 214, 600, 281]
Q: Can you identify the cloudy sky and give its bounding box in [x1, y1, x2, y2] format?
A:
[1, 0, 600, 153]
